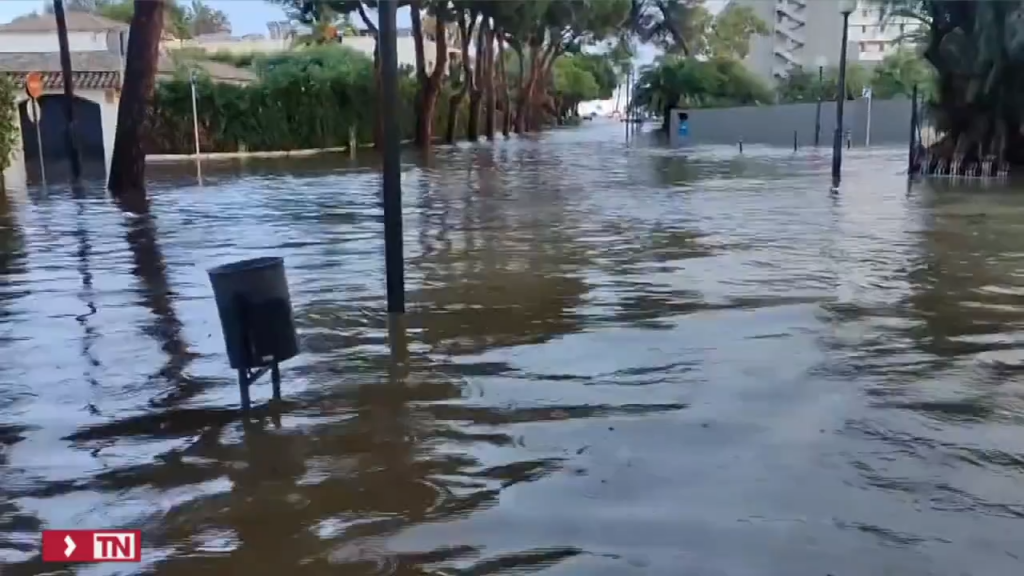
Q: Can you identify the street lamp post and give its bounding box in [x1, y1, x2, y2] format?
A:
[831, 0, 856, 187]
[378, 0, 405, 314]
[813, 56, 827, 147]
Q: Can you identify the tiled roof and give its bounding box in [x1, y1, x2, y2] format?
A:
[0, 51, 123, 73]
[0, 12, 128, 33]
[157, 56, 257, 85]
[4, 70, 120, 90]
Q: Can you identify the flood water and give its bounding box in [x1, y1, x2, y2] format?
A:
[2, 121, 1024, 575]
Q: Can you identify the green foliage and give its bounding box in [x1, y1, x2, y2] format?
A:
[632, 55, 774, 119]
[776, 63, 870, 103]
[869, 46, 934, 99]
[145, 45, 449, 154]
[705, 4, 769, 60]
[58, 0, 229, 39]
[552, 55, 600, 106]
[0, 77, 18, 173]
[572, 53, 618, 99]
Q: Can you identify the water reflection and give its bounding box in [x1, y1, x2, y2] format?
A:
[1, 124, 1023, 574]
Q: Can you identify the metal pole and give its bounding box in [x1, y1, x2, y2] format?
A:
[831, 10, 851, 187]
[378, 0, 405, 314]
[908, 83, 918, 176]
[53, 0, 82, 184]
[814, 66, 823, 146]
[31, 99, 46, 185]
[865, 88, 872, 146]
[190, 71, 202, 181]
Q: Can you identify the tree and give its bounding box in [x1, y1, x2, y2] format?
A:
[80, 0, 191, 39]
[574, 53, 618, 99]
[551, 55, 599, 117]
[632, 55, 773, 130]
[108, 0, 165, 198]
[869, 46, 934, 99]
[872, 0, 1024, 166]
[186, 0, 230, 36]
[776, 62, 869, 103]
[705, 4, 768, 60]
[630, 0, 710, 55]
[44, 0, 106, 13]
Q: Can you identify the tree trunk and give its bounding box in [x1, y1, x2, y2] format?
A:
[445, 11, 475, 144]
[410, 3, 427, 147]
[482, 25, 496, 140]
[415, 9, 448, 149]
[514, 45, 531, 134]
[466, 16, 487, 141]
[497, 36, 510, 138]
[108, 0, 164, 198]
[355, 3, 381, 149]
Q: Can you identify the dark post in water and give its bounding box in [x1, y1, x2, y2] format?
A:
[53, 0, 82, 184]
[831, 2, 854, 188]
[908, 83, 919, 177]
[378, 0, 405, 314]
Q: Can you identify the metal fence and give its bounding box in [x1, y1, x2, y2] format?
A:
[910, 91, 1009, 179]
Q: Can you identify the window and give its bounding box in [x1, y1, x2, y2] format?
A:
[862, 26, 867, 33]
[900, 24, 906, 33]
[862, 9, 869, 17]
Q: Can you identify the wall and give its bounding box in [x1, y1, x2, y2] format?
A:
[669, 97, 912, 148]
[0, 31, 110, 53]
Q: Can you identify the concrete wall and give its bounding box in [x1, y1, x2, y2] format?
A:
[669, 97, 912, 148]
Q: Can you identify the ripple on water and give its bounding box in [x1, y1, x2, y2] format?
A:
[1, 125, 1024, 574]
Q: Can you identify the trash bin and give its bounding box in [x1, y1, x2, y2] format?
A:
[208, 256, 299, 370]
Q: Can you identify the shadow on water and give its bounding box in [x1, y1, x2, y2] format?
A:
[2, 123, 1024, 574]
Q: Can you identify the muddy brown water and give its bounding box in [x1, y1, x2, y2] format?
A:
[2, 122, 1024, 575]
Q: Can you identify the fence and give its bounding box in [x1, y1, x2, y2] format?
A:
[669, 97, 913, 149]
[910, 89, 1010, 178]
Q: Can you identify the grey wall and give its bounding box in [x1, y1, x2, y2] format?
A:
[669, 97, 912, 148]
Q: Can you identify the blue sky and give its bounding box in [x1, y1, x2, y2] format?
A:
[0, 1, 407, 35]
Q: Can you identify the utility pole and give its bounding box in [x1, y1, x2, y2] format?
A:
[378, 0, 405, 314]
[53, 0, 82, 184]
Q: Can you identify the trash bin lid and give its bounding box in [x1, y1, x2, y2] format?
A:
[208, 256, 284, 277]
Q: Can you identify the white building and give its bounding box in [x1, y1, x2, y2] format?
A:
[0, 12, 255, 188]
[729, 0, 923, 82]
[0, 12, 126, 188]
[848, 3, 922, 64]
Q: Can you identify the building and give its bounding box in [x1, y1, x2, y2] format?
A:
[0, 12, 254, 188]
[0, 12, 128, 186]
[849, 3, 922, 64]
[729, 0, 922, 83]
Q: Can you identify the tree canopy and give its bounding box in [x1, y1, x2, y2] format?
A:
[45, 0, 230, 39]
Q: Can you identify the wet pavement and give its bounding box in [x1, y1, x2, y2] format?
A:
[2, 122, 1024, 575]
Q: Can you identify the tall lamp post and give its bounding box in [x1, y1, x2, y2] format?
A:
[378, 0, 405, 315]
[813, 55, 827, 147]
[831, 0, 856, 187]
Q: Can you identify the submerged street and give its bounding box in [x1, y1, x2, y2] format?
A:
[1, 122, 1023, 575]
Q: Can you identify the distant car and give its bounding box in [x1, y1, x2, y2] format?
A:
[582, 111, 598, 121]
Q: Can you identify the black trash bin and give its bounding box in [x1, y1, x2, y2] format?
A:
[208, 256, 299, 370]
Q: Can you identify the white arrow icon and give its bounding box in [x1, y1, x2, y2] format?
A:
[64, 535, 76, 557]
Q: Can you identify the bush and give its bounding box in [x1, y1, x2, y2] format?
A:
[146, 45, 452, 154]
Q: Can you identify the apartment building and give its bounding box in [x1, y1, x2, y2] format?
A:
[728, 0, 922, 82]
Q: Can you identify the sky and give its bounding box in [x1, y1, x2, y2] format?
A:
[0, 1, 411, 35]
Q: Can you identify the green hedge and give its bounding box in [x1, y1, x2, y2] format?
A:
[146, 45, 452, 154]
